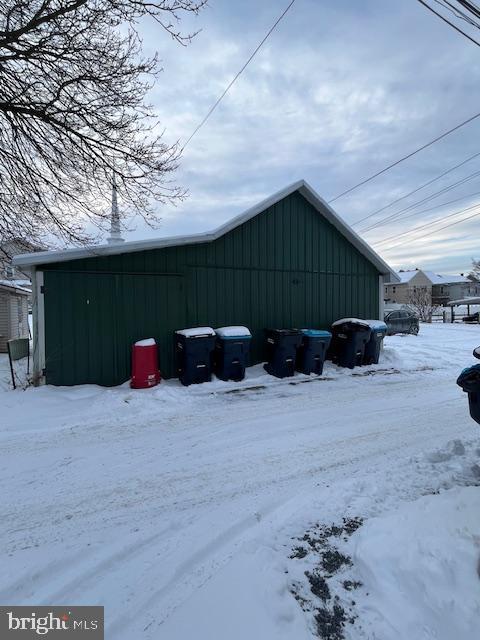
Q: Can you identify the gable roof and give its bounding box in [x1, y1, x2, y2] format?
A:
[424, 272, 469, 285]
[396, 269, 421, 283]
[395, 269, 470, 285]
[13, 180, 400, 282]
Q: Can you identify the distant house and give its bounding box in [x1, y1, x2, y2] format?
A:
[429, 273, 480, 306]
[384, 268, 480, 306]
[384, 269, 432, 304]
[0, 280, 30, 352]
[0, 239, 45, 352]
[0, 238, 46, 291]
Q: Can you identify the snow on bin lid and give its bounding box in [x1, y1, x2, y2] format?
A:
[363, 319, 388, 330]
[300, 329, 332, 337]
[134, 338, 156, 347]
[331, 317, 371, 329]
[175, 326, 215, 337]
[215, 326, 252, 338]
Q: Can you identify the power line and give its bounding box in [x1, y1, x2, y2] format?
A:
[351, 149, 480, 227]
[433, 0, 479, 27]
[359, 167, 480, 232]
[363, 188, 480, 236]
[377, 207, 480, 251]
[328, 110, 480, 203]
[373, 200, 480, 246]
[181, 0, 297, 151]
[416, 0, 480, 46]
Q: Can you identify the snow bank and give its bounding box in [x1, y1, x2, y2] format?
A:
[215, 326, 251, 338]
[134, 338, 156, 347]
[175, 326, 215, 337]
[351, 486, 480, 640]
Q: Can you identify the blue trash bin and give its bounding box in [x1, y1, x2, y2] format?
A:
[264, 328, 303, 378]
[457, 364, 480, 424]
[174, 327, 216, 386]
[214, 326, 252, 382]
[362, 320, 388, 365]
[330, 318, 371, 369]
[296, 329, 332, 375]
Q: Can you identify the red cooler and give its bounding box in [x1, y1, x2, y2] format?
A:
[131, 338, 161, 389]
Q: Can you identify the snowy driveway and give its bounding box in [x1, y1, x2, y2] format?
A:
[1, 323, 479, 639]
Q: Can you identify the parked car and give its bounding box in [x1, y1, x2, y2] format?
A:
[463, 312, 479, 323]
[384, 309, 419, 335]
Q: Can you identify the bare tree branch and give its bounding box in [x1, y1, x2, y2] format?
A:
[0, 0, 208, 247]
[407, 287, 439, 323]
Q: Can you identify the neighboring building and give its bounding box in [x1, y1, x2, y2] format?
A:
[0, 238, 46, 292]
[429, 274, 480, 306]
[384, 269, 480, 305]
[0, 281, 30, 352]
[384, 269, 432, 304]
[14, 180, 399, 386]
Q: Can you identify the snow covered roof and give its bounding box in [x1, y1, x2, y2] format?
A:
[0, 279, 31, 294]
[12, 180, 400, 283]
[395, 270, 470, 285]
[396, 270, 421, 283]
[423, 271, 469, 285]
[448, 297, 480, 306]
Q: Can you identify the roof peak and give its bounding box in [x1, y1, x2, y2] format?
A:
[12, 179, 398, 282]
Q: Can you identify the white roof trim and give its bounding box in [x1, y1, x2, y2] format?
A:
[12, 180, 400, 282]
[0, 280, 30, 294]
[448, 297, 480, 306]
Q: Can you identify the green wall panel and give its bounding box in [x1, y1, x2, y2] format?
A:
[42, 191, 380, 385]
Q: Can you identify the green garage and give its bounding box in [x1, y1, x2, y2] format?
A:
[15, 180, 399, 386]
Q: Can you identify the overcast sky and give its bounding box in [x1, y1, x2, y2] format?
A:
[119, 0, 480, 275]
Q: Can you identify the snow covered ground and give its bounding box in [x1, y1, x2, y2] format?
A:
[1, 323, 480, 639]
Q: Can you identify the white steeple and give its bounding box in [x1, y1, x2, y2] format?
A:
[107, 172, 124, 244]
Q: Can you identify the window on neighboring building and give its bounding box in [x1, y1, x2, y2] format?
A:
[4, 265, 15, 278]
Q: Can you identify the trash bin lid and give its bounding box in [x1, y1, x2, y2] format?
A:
[215, 326, 252, 339]
[332, 317, 371, 329]
[300, 329, 332, 337]
[363, 320, 388, 332]
[266, 328, 301, 336]
[176, 326, 215, 338]
[457, 364, 480, 392]
[134, 338, 156, 347]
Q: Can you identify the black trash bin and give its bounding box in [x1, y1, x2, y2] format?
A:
[264, 328, 302, 378]
[363, 320, 388, 365]
[456, 364, 480, 424]
[296, 329, 332, 375]
[214, 326, 252, 382]
[330, 318, 371, 369]
[175, 327, 216, 386]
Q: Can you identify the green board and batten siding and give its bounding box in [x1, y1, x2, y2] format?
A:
[41, 191, 379, 386]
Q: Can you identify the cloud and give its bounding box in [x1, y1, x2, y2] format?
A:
[118, 0, 480, 274]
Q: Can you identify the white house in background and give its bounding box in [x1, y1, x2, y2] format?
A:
[428, 273, 480, 306]
[384, 269, 480, 305]
[384, 269, 432, 304]
[0, 280, 30, 352]
[0, 239, 45, 351]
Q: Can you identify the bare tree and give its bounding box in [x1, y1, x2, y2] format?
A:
[469, 259, 480, 282]
[0, 0, 207, 247]
[407, 287, 438, 323]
